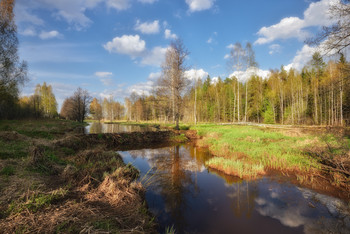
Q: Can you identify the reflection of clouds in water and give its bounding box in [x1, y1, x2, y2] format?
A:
[299, 187, 349, 216]
[255, 183, 350, 233]
[256, 197, 306, 228]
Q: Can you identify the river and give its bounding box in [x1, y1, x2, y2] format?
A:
[119, 144, 350, 234]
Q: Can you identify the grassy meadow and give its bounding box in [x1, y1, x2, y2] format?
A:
[191, 124, 349, 186]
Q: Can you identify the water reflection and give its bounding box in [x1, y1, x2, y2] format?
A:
[85, 122, 156, 134]
[119, 144, 350, 233]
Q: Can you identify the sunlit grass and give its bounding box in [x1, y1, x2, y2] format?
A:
[192, 124, 321, 177]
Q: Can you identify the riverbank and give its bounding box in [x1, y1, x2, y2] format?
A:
[191, 124, 350, 199]
[0, 119, 162, 233]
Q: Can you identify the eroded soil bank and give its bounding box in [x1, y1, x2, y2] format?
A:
[0, 119, 181, 233]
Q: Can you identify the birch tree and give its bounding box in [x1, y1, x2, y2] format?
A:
[158, 39, 189, 130]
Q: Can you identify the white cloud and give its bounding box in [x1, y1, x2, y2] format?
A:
[15, 0, 131, 30]
[284, 45, 317, 71]
[128, 80, 154, 96]
[186, 0, 215, 12]
[141, 46, 168, 66]
[211, 76, 219, 84]
[106, 0, 131, 10]
[184, 68, 209, 81]
[207, 37, 213, 44]
[135, 20, 160, 34]
[255, 0, 336, 45]
[95, 71, 113, 78]
[15, 2, 45, 26]
[226, 44, 235, 49]
[39, 30, 63, 39]
[269, 44, 281, 55]
[164, 29, 177, 39]
[138, 0, 158, 3]
[224, 54, 230, 59]
[20, 27, 37, 36]
[229, 67, 271, 83]
[148, 72, 161, 81]
[103, 34, 146, 57]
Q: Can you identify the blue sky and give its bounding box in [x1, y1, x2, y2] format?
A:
[15, 0, 338, 109]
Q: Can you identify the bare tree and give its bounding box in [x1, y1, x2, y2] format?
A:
[60, 88, 91, 122]
[307, 0, 350, 54]
[158, 39, 190, 129]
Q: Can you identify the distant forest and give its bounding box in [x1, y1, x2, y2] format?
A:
[1, 0, 350, 126]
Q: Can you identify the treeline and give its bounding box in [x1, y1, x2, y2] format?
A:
[19, 82, 58, 118]
[89, 97, 125, 122]
[121, 52, 350, 126]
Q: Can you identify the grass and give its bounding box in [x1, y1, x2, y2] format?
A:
[7, 188, 68, 214]
[0, 139, 29, 159]
[0, 165, 15, 176]
[192, 124, 321, 178]
[170, 133, 188, 143]
[0, 118, 157, 233]
[206, 157, 265, 179]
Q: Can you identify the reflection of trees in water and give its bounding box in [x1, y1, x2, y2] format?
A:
[127, 144, 208, 233]
[89, 122, 102, 134]
[87, 123, 154, 133]
[230, 181, 258, 218]
[207, 167, 258, 218]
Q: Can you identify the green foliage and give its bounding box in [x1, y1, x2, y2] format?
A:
[263, 103, 275, 124]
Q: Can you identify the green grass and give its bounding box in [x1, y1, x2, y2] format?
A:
[7, 188, 68, 214]
[170, 134, 188, 142]
[0, 139, 29, 159]
[0, 119, 86, 139]
[206, 157, 264, 179]
[0, 165, 15, 176]
[192, 124, 320, 176]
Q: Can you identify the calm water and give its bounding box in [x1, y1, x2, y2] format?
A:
[85, 122, 157, 134]
[119, 144, 350, 234]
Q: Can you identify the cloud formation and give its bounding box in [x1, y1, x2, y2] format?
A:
[15, 0, 132, 30]
[141, 46, 168, 66]
[135, 20, 160, 34]
[184, 68, 209, 81]
[39, 30, 62, 40]
[186, 0, 215, 12]
[255, 0, 336, 45]
[230, 67, 270, 83]
[138, 0, 158, 3]
[164, 29, 177, 39]
[95, 71, 113, 78]
[103, 34, 146, 57]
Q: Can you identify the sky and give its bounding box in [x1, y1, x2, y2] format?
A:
[14, 0, 342, 109]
